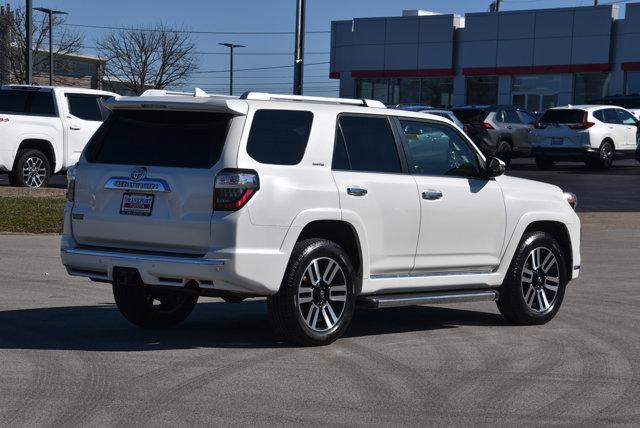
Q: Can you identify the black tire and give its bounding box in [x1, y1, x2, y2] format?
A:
[496, 140, 512, 167]
[496, 231, 567, 325]
[10, 149, 51, 188]
[591, 140, 614, 170]
[112, 283, 198, 328]
[535, 157, 554, 170]
[267, 239, 356, 346]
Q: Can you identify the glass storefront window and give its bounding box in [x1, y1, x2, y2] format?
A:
[574, 72, 610, 104]
[627, 72, 640, 95]
[355, 77, 453, 107]
[466, 76, 498, 105]
[512, 74, 561, 93]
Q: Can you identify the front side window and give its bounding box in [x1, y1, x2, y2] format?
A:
[517, 110, 537, 125]
[67, 94, 103, 121]
[399, 120, 480, 178]
[615, 109, 638, 125]
[336, 115, 401, 173]
[246, 110, 313, 165]
[497, 110, 521, 124]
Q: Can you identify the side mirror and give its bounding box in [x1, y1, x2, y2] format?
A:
[484, 156, 506, 178]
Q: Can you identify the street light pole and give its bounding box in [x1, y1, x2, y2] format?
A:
[293, 0, 306, 95]
[34, 7, 67, 86]
[219, 43, 244, 96]
[25, 0, 32, 84]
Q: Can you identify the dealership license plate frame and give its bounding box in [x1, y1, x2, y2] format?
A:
[120, 193, 155, 216]
[551, 137, 564, 146]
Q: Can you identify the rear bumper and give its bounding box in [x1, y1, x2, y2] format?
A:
[532, 146, 598, 161]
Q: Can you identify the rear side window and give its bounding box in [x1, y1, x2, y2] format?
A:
[85, 110, 232, 168]
[336, 115, 401, 174]
[603, 109, 621, 124]
[451, 109, 487, 124]
[246, 110, 313, 165]
[497, 110, 521, 123]
[539, 109, 585, 125]
[67, 94, 103, 121]
[0, 90, 55, 116]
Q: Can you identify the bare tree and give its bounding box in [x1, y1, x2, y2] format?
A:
[97, 24, 197, 95]
[1, 6, 83, 84]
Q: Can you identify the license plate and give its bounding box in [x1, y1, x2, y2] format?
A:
[550, 138, 564, 146]
[120, 193, 154, 216]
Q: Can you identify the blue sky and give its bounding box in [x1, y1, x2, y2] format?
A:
[7, 0, 631, 95]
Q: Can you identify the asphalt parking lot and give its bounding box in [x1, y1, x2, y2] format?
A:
[1, 160, 639, 425]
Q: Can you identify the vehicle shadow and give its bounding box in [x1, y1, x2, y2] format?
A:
[0, 300, 509, 351]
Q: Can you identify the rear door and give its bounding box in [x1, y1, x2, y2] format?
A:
[62, 93, 109, 167]
[331, 114, 420, 277]
[72, 108, 240, 254]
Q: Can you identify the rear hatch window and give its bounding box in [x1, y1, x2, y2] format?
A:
[538, 109, 585, 125]
[85, 110, 232, 168]
[451, 109, 487, 124]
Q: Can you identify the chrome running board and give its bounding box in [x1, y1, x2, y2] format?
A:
[358, 289, 499, 309]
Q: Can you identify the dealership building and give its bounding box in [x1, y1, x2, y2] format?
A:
[329, 3, 640, 111]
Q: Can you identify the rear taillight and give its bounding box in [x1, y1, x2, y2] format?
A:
[569, 111, 594, 130]
[214, 169, 259, 211]
[66, 166, 76, 202]
[534, 122, 547, 129]
[482, 122, 494, 130]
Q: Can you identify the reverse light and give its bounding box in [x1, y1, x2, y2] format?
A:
[214, 169, 259, 211]
[66, 166, 76, 202]
[563, 192, 578, 210]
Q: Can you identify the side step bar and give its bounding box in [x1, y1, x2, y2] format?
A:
[358, 289, 499, 309]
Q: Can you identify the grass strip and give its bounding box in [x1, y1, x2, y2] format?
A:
[0, 195, 66, 234]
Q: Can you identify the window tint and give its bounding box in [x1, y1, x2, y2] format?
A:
[615, 109, 638, 125]
[502, 110, 521, 123]
[400, 120, 480, 177]
[593, 110, 605, 122]
[332, 127, 350, 170]
[67, 94, 103, 121]
[517, 110, 536, 125]
[338, 115, 401, 174]
[246, 110, 313, 165]
[85, 110, 231, 168]
[539, 109, 585, 124]
[0, 90, 55, 115]
[603, 109, 621, 124]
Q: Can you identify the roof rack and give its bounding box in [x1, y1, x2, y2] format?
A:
[140, 88, 236, 99]
[239, 92, 386, 108]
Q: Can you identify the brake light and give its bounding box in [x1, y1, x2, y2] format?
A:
[482, 122, 494, 130]
[214, 169, 259, 211]
[569, 111, 594, 130]
[534, 122, 547, 129]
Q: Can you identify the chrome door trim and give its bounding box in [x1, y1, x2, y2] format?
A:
[370, 267, 496, 280]
[104, 177, 171, 193]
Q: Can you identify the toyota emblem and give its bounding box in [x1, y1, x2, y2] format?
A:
[130, 167, 147, 182]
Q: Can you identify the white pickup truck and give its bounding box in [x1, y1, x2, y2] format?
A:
[0, 85, 117, 187]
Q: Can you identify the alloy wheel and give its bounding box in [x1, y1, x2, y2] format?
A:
[21, 156, 47, 188]
[600, 143, 613, 168]
[521, 246, 560, 313]
[297, 257, 347, 332]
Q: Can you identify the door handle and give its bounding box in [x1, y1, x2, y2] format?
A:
[422, 190, 443, 200]
[507, 126, 513, 129]
[347, 187, 367, 197]
[70, 125, 81, 130]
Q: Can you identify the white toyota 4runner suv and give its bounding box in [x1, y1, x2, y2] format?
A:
[0, 85, 117, 187]
[61, 90, 581, 346]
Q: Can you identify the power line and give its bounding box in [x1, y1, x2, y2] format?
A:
[60, 44, 329, 56]
[62, 23, 330, 35]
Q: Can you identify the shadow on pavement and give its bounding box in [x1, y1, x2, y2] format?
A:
[0, 300, 508, 351]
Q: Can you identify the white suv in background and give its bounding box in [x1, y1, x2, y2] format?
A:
[531, 105, 640, 170]
[61, 90, 581, 346]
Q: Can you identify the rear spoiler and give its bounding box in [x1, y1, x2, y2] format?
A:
[104, 93, 248, 115]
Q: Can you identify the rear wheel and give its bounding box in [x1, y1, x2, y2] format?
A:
[10, 149, 51, 188]
[589, 141, 614, 170]
[267, 239, 356, 346]
[497, 231, 567, 325]
[535, 157, 554, 170]
[113, 283, 198, 328]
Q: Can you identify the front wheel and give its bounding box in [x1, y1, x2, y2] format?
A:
[267, 239, 356, 346]
[496, 231, 567, 325]
[113, 283, 198, 328]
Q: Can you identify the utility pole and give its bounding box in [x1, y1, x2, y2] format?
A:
[34, 7, 67, 86]
[495, 0, 501, 12]
[219, 43, 244, 96]
[293, 0, 306, 95]
[25, 0, 32, 84]
[594, 0, 599, 5]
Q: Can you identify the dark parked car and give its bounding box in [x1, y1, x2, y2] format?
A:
[451, 105, 538, 163]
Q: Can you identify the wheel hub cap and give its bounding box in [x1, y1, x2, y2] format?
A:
[521, 246, 560, 313]
[298, 257, 348, 332]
